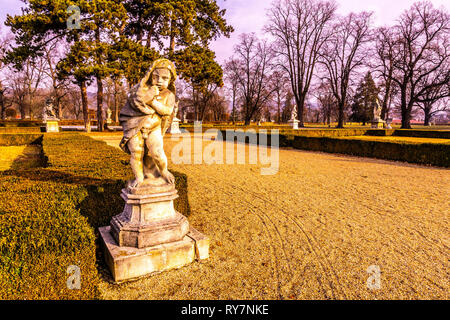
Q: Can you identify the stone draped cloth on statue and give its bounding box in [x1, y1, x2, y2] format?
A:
[119, 85, 175, 154]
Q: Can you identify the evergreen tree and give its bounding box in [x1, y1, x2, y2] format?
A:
[6, 0, 233, 128]
[350, 72, 380, 125]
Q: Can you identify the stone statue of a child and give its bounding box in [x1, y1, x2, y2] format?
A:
[374, 98, 382, 121]
[43, 97, 57, 121]
[119, 58, 177, 188]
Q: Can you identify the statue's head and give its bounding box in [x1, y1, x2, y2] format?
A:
[147, 58, 177, 94]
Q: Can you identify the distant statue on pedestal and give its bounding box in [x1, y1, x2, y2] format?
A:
[373, 98, 382, 121]
[288, 107, 299, 129]
[106, 108, 112, 124]
[371, 98, 385, 129]
[42, 98, 59, 132]
[43, 98, 58, 122]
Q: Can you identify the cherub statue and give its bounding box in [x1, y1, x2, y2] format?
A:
[373, 98, 382, 121]
[290, 107, 297, 121]
[119, 58, 177, 188]
[43, 97, 57, 121]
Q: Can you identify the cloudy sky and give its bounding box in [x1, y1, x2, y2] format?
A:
[1, 0, 449, 64]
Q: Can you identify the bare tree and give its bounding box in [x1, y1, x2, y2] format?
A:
[313, 81, 337, 125]
[281, 90, 295, 122]
[415, 67, 450, 125]
[104, 77, 127, 122]
[388, 2, 450, 128]
[228, 33, 275, 125]
[186, 81, 221, 122]
[319, 11, 373, 128]
[209, 90, 229, 121]
[266, 0, 337, 127]
[42, 41, 71, 119]
[374, 27, 396, 120]
[224, 58, 240, 124]
[59, 85, 84, 119]
[268, 70, 290, 123]
[0, 27, 13, 120]
[6, 54, 47, 120]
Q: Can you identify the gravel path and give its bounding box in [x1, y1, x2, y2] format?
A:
[93, 133, 449, 300]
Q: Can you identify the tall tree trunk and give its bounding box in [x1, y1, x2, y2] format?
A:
[381, 82, 391, 121]
[54, 87, 62, 119]
[337, 102, 345, 128]
[277, 94, 281, 124]
[19, 103, 26, 120]
[400, 88, 411, 129]
[231, 88, 236, 124]
[296, 96, 305, 127]
[423, 104, 432, 126]
[80, 81, 90, 132]
[114, 79, 119, 123]
[424, 113, 431, 126]
[169, 15, 176, 58]
[401, 108, 411, 129]
[327, 104, 331, 125]
[0, 85, 5, 120]
[96, 76, 104, 132]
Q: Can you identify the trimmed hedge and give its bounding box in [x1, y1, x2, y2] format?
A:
[0, 127, 42, 133]
[0, 134, 43, 146]
[393, 129, 450, 139]
[219, 130, 450, 167]
[0, 121, 42, 127]
[0, 176, 100, 299]
[291, 136, 449, 167]
[0, 133, 190, 299]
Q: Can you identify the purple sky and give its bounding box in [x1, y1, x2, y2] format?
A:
[210, 0, 450, 63]
[1, 0, 449, 65]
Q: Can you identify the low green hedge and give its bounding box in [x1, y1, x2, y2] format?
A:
[218, 130, 450, 167]
[0, 134, 43, 146]
[0, 176, 100, 299]
[0, 121, 42, 127]
[0, 127, 42, 133]
[393, 130, 450, 139]
[291, 136, 449, 167]
[0, 133, 190, 299]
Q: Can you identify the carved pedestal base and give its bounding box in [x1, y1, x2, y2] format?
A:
[168, 117, 181, 134]
[371, 119, 385, 129]
[100, 226, 209, 283]
[45, 120, 59, 132]
[289, 119, 299, 130]
[100, 181, 209, 282]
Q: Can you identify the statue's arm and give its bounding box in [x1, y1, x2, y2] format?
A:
[150, 93, 175, 116]
[130, 84, 156, 115]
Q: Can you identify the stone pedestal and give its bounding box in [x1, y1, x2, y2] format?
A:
[45, 120, 60, 132]
[371, 119, 385, 129]
[99, 181, 209, 283]
[288, 119, 299, 130]
[168, 117, 181, 134]
[385, 118, 393, 129]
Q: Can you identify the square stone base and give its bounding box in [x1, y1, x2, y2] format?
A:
[99, 226, 209, 283]
[371, 120, 385, 129]
[46, 121, 59, 132]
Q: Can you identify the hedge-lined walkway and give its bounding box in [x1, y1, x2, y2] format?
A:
[94, 133, 449, 299]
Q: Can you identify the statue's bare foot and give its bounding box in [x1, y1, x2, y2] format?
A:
[130, 177, 144, 188]
[161, 169, 175, 185]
